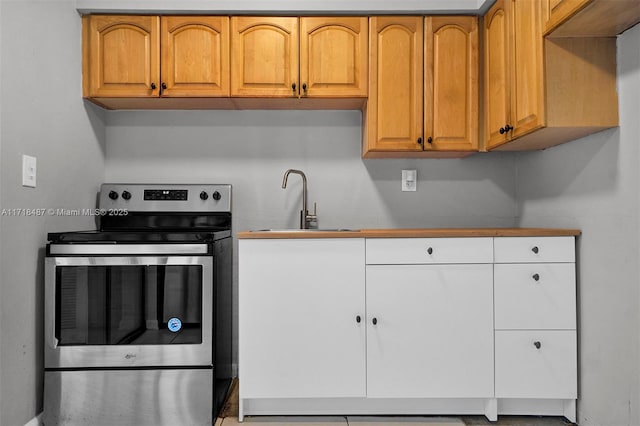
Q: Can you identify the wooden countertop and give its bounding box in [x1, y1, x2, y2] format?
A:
[237, 228, 582, 239]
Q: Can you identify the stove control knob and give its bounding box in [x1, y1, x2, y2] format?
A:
[108, 190, 118, 200]
[212, 191, 221, 201]
[199, 191, 209, 200]
[121, 191, 131, 200]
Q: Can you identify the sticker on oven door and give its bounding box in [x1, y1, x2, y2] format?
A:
[168, 317, 182, 332]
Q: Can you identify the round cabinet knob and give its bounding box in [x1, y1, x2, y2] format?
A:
[427, 137, 433, 144]
[532, 273, 540, 281]
[417, 137, 423, 146]
[372, 318, 378, 325]
[504, 124, 513, 132]
[199, 191, 209, 201]
[108, 190, 118, 200]
[356, 315, 361, 324]
[151, 83, 157, 90]
[532, 246, 540, 254]
[427, 247, 433, 255]
[212, 191, 221, 201]
[121, 190, 131, 200]
[499, 127, 506, 135]
[534, 341, 542, 349]
[161, 82, 167, 90]
[302, 83, 307, 93]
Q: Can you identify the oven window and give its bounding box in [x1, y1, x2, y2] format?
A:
[55, 265, 203, 345]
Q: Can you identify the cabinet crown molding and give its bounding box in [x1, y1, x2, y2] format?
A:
[76, 0, 494, 15]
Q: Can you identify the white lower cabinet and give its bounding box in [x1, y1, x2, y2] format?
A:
[493, 236, 577, 423]
[366, 264, 494, 398]
[239, 238, 366, 400]
[239, 235, 577, 422]
[495, 330, 577, 399]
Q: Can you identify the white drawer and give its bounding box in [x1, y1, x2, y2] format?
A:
[494, 236, 575, 263]
[495, 330, 577, 399]
[494, 263, 576, 330]
[365, 238, 493, 264]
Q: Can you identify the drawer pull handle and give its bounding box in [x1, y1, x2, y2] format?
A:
[531, 246, 539, 254]
[372, 317, 378, 325]
[427, 247, 433, 255]
[356, 315, 361, 324]
[534, 341, 541, 349]
[532, 273, 540, 281]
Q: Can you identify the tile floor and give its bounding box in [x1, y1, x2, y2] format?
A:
[216, 414, 574, 426]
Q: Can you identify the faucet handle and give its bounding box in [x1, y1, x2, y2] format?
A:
[306, 202, 318, 228]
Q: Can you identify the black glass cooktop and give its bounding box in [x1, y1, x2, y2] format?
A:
[48, 229, 231, 244]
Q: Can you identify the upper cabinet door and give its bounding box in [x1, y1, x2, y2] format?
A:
[231, 17, 299, 97]
[424, 16, 478, 151]
[365, 17, 424, 155]
[510, 0, 545, 139]
[84, 15, 160, 97]
[299, 17, 368, 97]
[161, 16, 230, 97]
[484, 0, 511, 150]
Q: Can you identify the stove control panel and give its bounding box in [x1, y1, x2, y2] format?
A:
[99, 184, 232, 212]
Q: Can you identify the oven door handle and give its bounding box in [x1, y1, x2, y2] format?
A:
[48, 244, 209, 255]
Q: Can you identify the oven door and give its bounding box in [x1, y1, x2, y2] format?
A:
[44, 250, 213, 369]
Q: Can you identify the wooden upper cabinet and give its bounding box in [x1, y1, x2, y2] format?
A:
[486, 0, 618, 151]
[511, 0, 545, 140]
[161, 16, 230, 97]
[231, 17, 299, 97]
[83, 15, 231, 107]
[484, 0, 545, 150]
[231, 17, 367, 98]
[364, 16, 424, 156]
[364, 16, 478, 158]
[300, 17, 368, 97]
[544, 0, 640, 37]
[424, 16, 478, 152]
[83, 15, 160, 97]
[484, 1, 511, 149]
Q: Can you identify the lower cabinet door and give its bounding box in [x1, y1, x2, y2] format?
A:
[239, 238, 366, 399]
[495, 330, 577, 399]
[365, 264, 494, 398]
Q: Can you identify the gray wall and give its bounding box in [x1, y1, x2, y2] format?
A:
[0, 1, 106, 425]
[516, 24, 640, 426]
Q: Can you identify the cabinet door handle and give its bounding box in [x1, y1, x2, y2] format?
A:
[291, 82, 297, 94]
[532, 273, 540, 281]
[500, 124, 513, 134]
[417, 137, 423, 146]
[302, 83, 307, 93]
[356, 315, 361, 323]
[532, 246, 540, 254]
[427, 136, 433, 144]
[151, 83, 157, 90]
[372, 317, 378, 325]
[161, 82, 167, 90]
[427, 247, 433, 255]
[534, 341, 541, 349]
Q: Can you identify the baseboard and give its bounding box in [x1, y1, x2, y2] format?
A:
[24, 412, 42, 426]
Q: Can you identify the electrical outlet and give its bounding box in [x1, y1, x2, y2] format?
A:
[22, 155, 37, 188]
[402, 169, 417, 192]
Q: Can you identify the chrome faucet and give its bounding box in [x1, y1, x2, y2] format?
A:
[282, 169, 317, 229]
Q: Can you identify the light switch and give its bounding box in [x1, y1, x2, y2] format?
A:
[22, 155, 36, 188]
[402, 169, 417, 192]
